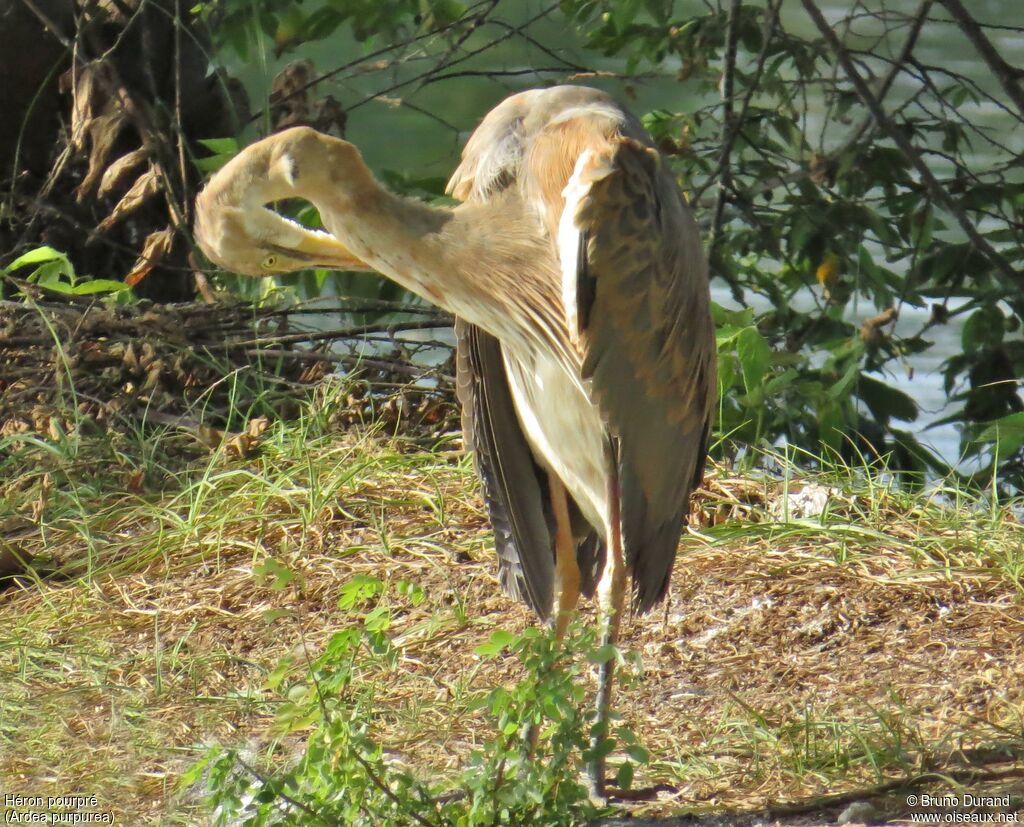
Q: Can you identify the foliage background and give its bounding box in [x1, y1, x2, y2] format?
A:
[3, 0, 1023, 488]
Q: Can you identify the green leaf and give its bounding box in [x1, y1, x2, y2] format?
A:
[586, 643, 617, 665]
[396, 579, 425, 606]
[626, 744, 650, 764]
[324, 628, 360, 658]
[70, 279, 131, 295]
[826, 358, 860, 401]
[857, 375, 918, 423]
[763, 368, 798, 396]
[337, 574, 384, 610]
[363, 605, 391, 633]
[425, 0, 467, 26]
[179, 750, 220, 788]
[254, 557, 296, 590]
[977, 412, 1024, 455]
[643, 0, 671, 22]
[737, 326, 771, 392]
[197, 138, 240, 154]
[474, 629, 515, 658]
[33, 266, 73, 290]
[711, 302, 755, 329]
[261, 608, 295, 624]
[265, 656, 295, 691]
[962, 306, 1004, 354]
[194, 155, 231, 174]
[611, 0, 642, 30]
[586, 733, 616, 760]
[817, 399, 845, 454]
[788, 213, 815, 256]
[911, 205, 935, 249]
[616, 760, 634, 790]
[4, 245, 69, 272]
[195, 138, 241, 175]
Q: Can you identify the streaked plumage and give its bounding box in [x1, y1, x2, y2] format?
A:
[194, 85, 716, 794]
[448, 87, 715, 618]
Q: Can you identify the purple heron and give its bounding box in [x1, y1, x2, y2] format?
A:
[194, 85, 716, 795]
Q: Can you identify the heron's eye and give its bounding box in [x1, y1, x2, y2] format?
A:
[261, 254, 278, 271]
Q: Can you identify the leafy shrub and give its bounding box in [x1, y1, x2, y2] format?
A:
[188, 576, 641, 825]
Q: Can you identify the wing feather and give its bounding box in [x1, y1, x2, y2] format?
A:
[568, 136, 716, 612]
[447, 93, 530, 202]
[454, 318, 556, 619]
[449, 86, 713, 617]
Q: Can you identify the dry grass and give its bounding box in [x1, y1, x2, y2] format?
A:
[1, 395, 1022, 824]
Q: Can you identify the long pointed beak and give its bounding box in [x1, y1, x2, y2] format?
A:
[291, 230, 370, 271]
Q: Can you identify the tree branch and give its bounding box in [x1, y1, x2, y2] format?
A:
[349, 3, 562, 113]
[708, 0, 744, 304]
[694, 0, 781, 205]
[937, 0, 1024, 118]
[800, 0, 1022, 291]
[696, 0, 929, 223]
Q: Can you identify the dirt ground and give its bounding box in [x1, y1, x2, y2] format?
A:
[1, 432, 1022, 824]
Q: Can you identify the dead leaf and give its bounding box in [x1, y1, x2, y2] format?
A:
[31, 473, 52, 522]
[75, 110, 129, 202]
[123, 342, 139, 372]
[270, 59, 316, 131]
[95, 166, 161, 234]
[860, 307, 898, 346]
[99, 147, 149, 199]
[197, 423, 224, 450]
[226, 433, 256, 458]
[125, 226, 174, 286]
[126, 469, 146, 493]
[313, 95, 347, 137]
[299, 361, 327, 383]
[190, 253, 217, 305]
[143, 362, 164, 391]
[65, 63, 104, 153]
[139, 342, 157, 369]
[247, 417, 270, 438]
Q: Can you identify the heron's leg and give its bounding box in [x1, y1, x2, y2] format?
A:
[588, 474, 626, 799]
[524, 476, 581, 756]
[550, 476, 582, 640]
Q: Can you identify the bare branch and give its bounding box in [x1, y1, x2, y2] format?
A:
[800, 0, 1022, 292]
[245, 0, 499, 124]
[708, 0, 744, 304]
[937, 0, 1024, 118]
[695, 0, 782, 204]
[349, 3, 562, 113]
[229, 319, 453, 349]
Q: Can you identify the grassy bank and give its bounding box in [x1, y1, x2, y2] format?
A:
[0, 380, 1022, 824]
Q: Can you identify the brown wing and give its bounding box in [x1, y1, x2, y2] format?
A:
[449, 87, 695, 614]
[447, 91, 622, 617]
[454, 318, 558, 619]
[568, 137, 716, 612]
[449, 96, 561, 619]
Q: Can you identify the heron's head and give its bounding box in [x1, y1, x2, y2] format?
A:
[194, 127, 369, 276]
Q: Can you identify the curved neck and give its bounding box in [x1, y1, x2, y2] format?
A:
[304, 176, 566, 356]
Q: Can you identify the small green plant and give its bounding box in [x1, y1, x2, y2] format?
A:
[2, 246, 133, 301]
[461, 625, 601, 826]
[188, 576, 637, 825]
